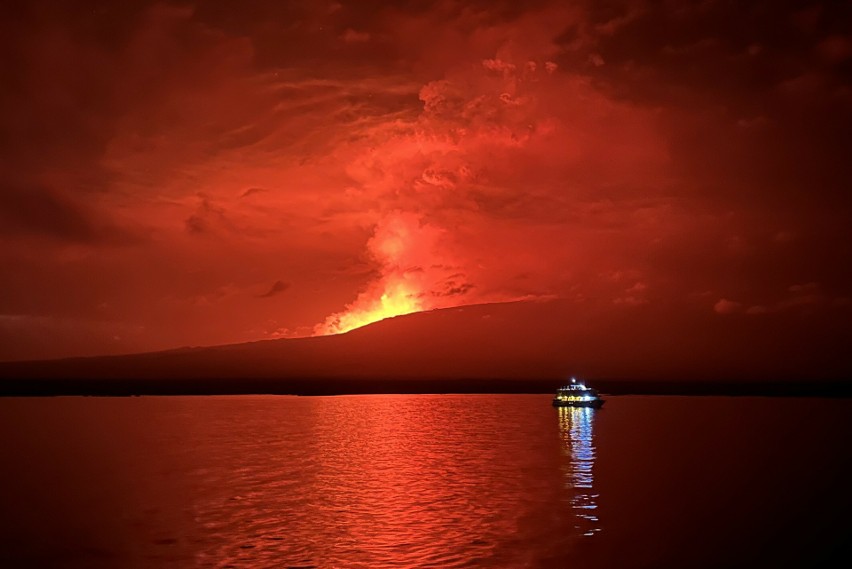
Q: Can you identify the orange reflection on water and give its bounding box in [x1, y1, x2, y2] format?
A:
[304, 395, 536, 567]
[557, 406, 601, 537]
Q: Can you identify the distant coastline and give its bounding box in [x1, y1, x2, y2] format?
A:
[3, 300, 849, 397]
[1, 377, 851, 398]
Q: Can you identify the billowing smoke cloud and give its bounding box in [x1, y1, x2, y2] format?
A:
[312, 45, 669, 333]
[316, 212, 469, 334]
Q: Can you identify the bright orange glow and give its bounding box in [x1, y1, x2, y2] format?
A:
[315, 212, 442, 335]
[317, 275, 423, 335]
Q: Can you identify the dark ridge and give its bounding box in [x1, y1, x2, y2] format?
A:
[1, 377, 851, 398]
[2, 299, 850, 395]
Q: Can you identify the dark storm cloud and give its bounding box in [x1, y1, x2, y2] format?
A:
[572, 0, 852, 206]
[0, 1, 194, 244]
[544, 0, 852, 303]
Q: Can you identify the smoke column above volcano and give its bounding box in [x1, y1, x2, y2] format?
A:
[315, 212, 472, 335]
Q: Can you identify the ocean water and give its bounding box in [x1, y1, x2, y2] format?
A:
[0, 394, 850, 568]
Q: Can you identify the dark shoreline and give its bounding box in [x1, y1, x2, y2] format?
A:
[1, 377, 851, 398]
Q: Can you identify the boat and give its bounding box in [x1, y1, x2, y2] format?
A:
[552, 378, 604, 408]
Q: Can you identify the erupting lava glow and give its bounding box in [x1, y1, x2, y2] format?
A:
[317, 276, 423, 335]
[315, 213, 445, 335]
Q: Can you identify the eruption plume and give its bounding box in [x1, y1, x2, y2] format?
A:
[313, 55, 569, 335]
[315, 212, 464, 335]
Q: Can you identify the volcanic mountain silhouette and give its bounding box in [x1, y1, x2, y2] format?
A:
[1, 300, 850, 393]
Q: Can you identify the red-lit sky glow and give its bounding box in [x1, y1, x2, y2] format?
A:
[1, 0, 851, 361]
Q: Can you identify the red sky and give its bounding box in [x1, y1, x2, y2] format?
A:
[1, 0, 851, 361]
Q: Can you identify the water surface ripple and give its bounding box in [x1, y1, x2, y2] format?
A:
[1, 394, 850, 568]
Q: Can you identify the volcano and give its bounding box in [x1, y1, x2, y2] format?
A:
[1, 299, 850, 395]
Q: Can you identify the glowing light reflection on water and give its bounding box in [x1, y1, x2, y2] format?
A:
[558, 406, 601, 537]
[3, 395, 852, 568]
